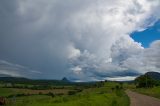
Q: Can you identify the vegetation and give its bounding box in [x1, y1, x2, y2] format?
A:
[2, 71, 160, 106]
[133, 86, 160, 99]
[135, 75, 156, 88]
[131, 72, 160, 99]
[0, 80, 130, 106]
[135, 71, 160, 88]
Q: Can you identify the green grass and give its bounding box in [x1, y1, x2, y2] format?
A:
[133, 86, 160, 99]
[123, 83, 136, 90]
[0, 82, 130, 106]
[0, 88, 17, 96]
[6, 89, 129, 106]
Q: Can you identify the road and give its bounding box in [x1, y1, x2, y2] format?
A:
[126, 90, 160, 106]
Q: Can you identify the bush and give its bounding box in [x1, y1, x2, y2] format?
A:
[111, 87, 115, 91]
[47, 92, 55, 97]
[38, 92, 43, 95]
[68, 91, 76, 95]
[115, 85, 120, 90]
[74, 88, 83, 92]
[56, 93, 64, 96]
[135, 75, 156, 88]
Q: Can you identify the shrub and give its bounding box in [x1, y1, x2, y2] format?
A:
[38, 92, 43, 95]
[68, 91, 76, 95]
[135, 75, 156, 88]
[115, 85, 119, 90]
[47, 92, 55, 97]
[56, 93, 64, 96]
[111, 87, 115, 91]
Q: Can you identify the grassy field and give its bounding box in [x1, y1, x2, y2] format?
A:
[133, 86, 160, 99]
[0, 87, 70, 96]
[0, 82, 130, 106]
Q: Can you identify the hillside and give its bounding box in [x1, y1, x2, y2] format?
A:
[145, 72, 160, 80]
[0, 76, 72, 85]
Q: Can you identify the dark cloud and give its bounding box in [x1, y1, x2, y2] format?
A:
[0, 0, 160, 81]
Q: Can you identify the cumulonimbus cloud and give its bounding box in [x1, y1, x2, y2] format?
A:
[0, 0, 160, 81]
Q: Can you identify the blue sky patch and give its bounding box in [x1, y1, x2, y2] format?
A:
[131, 20, 160, 48]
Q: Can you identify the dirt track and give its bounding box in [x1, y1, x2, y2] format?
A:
[126, 90, 160, 106]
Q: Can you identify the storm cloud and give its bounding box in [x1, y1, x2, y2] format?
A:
[0, 0, 160, 81]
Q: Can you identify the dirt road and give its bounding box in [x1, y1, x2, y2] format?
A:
[126, 90, 160, 106]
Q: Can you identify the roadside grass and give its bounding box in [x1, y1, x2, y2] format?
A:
[133, 86, 160, 99]
[6, 88, 129, 106]
[0, 82, 130, 106]
[123, 83, 136, 90]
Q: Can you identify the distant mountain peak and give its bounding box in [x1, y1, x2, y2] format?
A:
[62, 77, 69, 82]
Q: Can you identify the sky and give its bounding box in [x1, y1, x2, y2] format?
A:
[131, 20, 160, 48]
[0, 0, 160, 81]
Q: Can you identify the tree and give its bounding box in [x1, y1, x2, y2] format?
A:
[135, 75, 155, 88]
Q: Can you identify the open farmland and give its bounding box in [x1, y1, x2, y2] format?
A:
[0, 81, 130, 106]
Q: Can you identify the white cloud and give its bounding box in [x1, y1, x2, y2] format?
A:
[70, 66, 82, 75]
[0, 0, 160, 81]
[0, 70, 21, 77]
[116, 40, 160, 75]
[0, 60, 41, 78]
[67, 44, 81, 60]
[67, 0, 160, 81]
[106, 76, 137, 81]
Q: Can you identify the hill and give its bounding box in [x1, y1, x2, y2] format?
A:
[62, 77, 70, 82]
[0, 76, 73, 85]
[145, 72, 160, 80]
